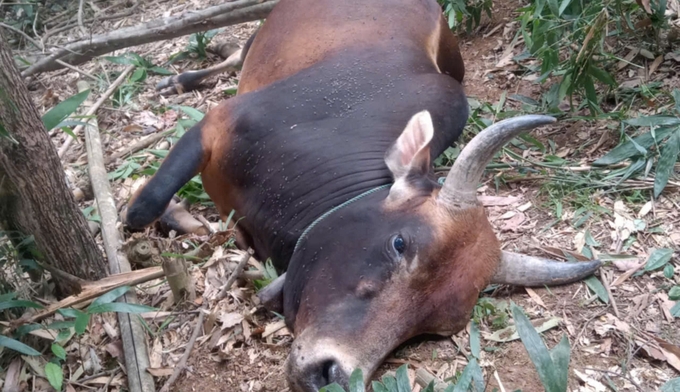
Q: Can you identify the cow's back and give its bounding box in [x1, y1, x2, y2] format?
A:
[238, 0, 451, 93]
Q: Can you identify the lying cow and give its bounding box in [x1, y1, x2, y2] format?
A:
[125, 0, 601, 390]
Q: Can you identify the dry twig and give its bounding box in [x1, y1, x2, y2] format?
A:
[58, 65, 135, 158]
[158, 309, 206, 392]
[217, 248, 254, 300]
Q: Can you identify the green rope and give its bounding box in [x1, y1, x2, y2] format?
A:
[292, 184, 391, 254]
[292, 176, 448, 255]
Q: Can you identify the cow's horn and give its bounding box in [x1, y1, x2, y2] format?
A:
[491, 251, 602, 286]
[437, 115, 557, 208]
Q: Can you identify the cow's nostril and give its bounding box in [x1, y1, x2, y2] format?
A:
[322, 360, 348, 388]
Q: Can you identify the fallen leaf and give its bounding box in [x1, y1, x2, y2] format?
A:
[612, 259, 643, 271]
[483, 317, 561, 342]
[262, 320, 287, 338]
[220, 312, 244, 330]
[574, 369, 607, 391]
[478, 195, 522, 206]
[149, 338, 163, 369]
[500, 212, 526, 232]
[525, 288, 546, 308]
[105, 340, 123, 359]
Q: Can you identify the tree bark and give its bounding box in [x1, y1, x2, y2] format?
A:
[0, 30, 108, 295]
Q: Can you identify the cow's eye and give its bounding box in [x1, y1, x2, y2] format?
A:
[392, 235, 406, 255]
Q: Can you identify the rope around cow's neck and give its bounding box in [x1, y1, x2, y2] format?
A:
[292, 184, 392, 255]
[291, 177, 448, 255]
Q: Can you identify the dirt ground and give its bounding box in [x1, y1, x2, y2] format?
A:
[7, 0, 680, 391]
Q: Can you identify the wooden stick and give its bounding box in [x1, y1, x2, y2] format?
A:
[58, 65, 135, 158]
[105, 129, 173, 164]
[80, 79, 155, 392]
[217, 248, 253, 300]
[163, 257, 195, 303]
[415, 368, 448, 392]
[158, 309, 205, 392]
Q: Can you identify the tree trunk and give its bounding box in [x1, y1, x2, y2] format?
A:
[0, 31, 108, 295]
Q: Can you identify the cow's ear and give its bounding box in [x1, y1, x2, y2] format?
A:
[385, 111, 433, 187]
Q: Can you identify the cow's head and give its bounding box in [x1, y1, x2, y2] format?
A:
[258, 113, 601, 392]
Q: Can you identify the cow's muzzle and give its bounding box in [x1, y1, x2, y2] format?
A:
[286, 337, 363, 392]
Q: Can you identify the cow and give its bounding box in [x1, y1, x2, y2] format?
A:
[124, 0, 602, 390]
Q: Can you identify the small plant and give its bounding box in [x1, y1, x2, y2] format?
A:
[103, 54, 173, 107]
[438, 0, 493, 33]
[593, 98, 680, 198]
[1, 286, 156, 391]
[168, 29, 223, 64]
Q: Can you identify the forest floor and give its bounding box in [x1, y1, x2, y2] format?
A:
[1, 0, 679, 391]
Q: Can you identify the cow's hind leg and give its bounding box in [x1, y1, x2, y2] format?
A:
[157, 29, 259, 95]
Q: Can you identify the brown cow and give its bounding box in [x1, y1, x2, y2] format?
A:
[126, 0, 601, 390]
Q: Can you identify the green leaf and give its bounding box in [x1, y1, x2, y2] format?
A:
[381, 374, 397, 392]
[75, 312, 90, 335]
[589, 65, 616, 86]
[104, 55, 135, 65]
[594, 127, 676, 166]
[0, 335, 41, 356]
[0, 299, 44, 311]
[654, 130, 680, 198]
[0, 292, 17, 302]
[395, 364, 410, 392]
[319, 384, 347, 392]
[511, 304, 562, 392]
[585, 276, 609, 304]
[644, 248, 674, 271]
[371, 382, 389, 392]
[88, 286, 131, 309]
[348, 368, 364, 392]
[672, 302, 680, 318]
[625, 116, 680, 127]
[130, 68, 147, 83]
[42, 90, 90, 131]
[664, 264, 675, 279]
[421, 381, 435, 392]
[452, 358, 479, 392]
[149, 66, 174, 75]
[51, 343, 66, 360]
[469, 321, 481, 359]
[558, 0, 573, 16]
[661, 378, 680, 392]
[549, 335, 571, 392]
[175, 105, 205, 122]
[670, 286, 680, 301]
[87, 302, 156, 314]
[45, 362, 63, 391]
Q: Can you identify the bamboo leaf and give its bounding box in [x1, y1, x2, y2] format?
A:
[585, 276, 609, 304]
[511, 304, 561, 392]
[88, 286, 131, 308]
[644, 248, 674, 271]
[0, 336, 41, 356]
[42, 89, 90, 131]
[87, 302, 157, 314]
[654, 130, 680, 198]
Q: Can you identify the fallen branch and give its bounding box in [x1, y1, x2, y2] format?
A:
[158, 309, 205, 392]
[81, 79, 155, 392]
[58, 65, 135, 158]
[21, 0, 277, 77]
[22, 266, 164, 324]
